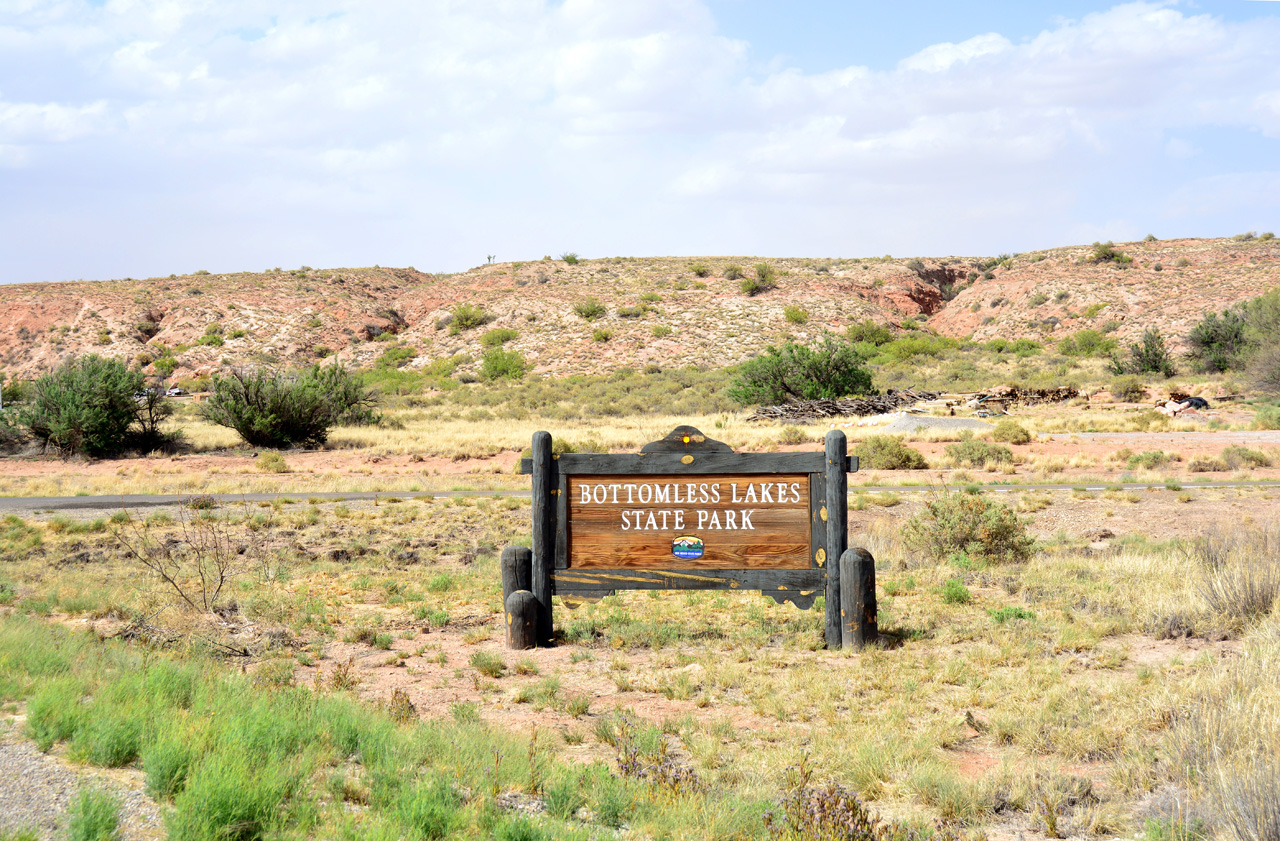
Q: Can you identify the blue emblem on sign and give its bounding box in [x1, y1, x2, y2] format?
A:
[672, 535, 704, 560]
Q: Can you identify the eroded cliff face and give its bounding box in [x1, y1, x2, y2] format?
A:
[0, 237, 1275, 381]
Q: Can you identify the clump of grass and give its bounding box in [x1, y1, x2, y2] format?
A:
[651, 325, 672, 338]
[939, 578, 971, 605]
[945, 431, 1012, 467]
[741, 263, 777, 296]
[988, 606, 1034, 623]
[854, 436, 927, 470]
[479, 327, 518, 348]
[592, 328, 612, 343]
[1127, 450, 1172, 470]
[256, 452, 290, 473]
[990, 420, 1031, 445]
[783, 305, 808, 325]
[1220, 445, 1272, 469]
[777, 425, 809, 445]
[723, 264, 743, 281]
[1253, 405, 1280, 430]
[903, 491, 1034, 564]
[469, 650, 505, 678]
[66, 787, 120, 841]
[573, 297, 606, 321]
[1192, 523, 1280, 624]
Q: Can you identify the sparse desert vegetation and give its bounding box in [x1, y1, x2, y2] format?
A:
[2, 237, 1280, 840]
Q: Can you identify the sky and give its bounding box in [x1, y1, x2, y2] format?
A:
[1, 0, 1279, 283]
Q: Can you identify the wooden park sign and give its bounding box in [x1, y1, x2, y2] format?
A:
[502, 426, 877, 651]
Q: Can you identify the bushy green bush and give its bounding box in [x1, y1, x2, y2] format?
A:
[1058, 329, 1117, 358]
[729, 335, 874, 405]
[846, 320, 894, 346]
[723, 264, 743, 281]
[480, 349, 527, 381]
[573, 297, 606, 321]
[1088, 241, 1133, 265]
[903, 491, 1034, 564]
[1253, 405, 1280, 430]
[201, 365, 378, 448]
[741, 263, 777, 296]
[1188, 310, 1248, 372]
[944, 431, 1012, 466]
[1110, 375, 1146, 402]
[783, 305, 808, 325]
[376, 346, 417, 369]
[450, 303, 489, 332]
[560, 252, 580, 265]
[66, 787, 120, 841]
[689, 263, 710, 278]
[1112, 328, 1175, 377]
[854, 436, 928, 470]
[479, 327, 518, 348]
[21, 355, 174, 457]
[990, 420, 1031, 444]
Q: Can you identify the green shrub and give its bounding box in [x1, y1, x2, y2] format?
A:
[990, 421, 1031, 445]
[95, 329, 111, 346]
[1188, 309, 1248, 372]
[777, 425, 809, 446]
[21, 355, 172, 457]
[939, 578, 971, 605]
[169, 754, 295, 841]
[1127, 450, 1171, 470]
[1220, 445, 1272, 469]
[479, 328, 518, 348]
[729, 335, 874, 405]
[201, 365, 378, 448]
[723, 264, 743, 281]
[846, 320, 894, 346]
[689, 263, 710, 278]
[573, 297, 606, 321]
[144, 731, 198, 800]
[1176, 258, 1190, 267]
[854, 436, 927, 470]
[875, 334, 960, 362]
[66, 787, 120, 841]
[256, 452, 290, 473]
[376, 346, 417, 369]
[480, 348, 528, 381]
[617, 305, 649, 318]
[903, 492, 1034, 564]
[450, 303, 489, 332]
[1029, 293, 1048, 307]
[396, 780, 461, 841]
[1110, 375, 1146, 402]
[469, 651, 505, 678]
[944, 431, 1012, 467]
[1253, 405, 1280, 430]
[1058, 329, 1117, 358]
[783, 305, 808, 325]
[1088, 241, 1133, 265]
[560, 252, 580, 265]
[639, 292, 662, 303]
[740, 263, 777, 296]
[592, 328, 612, 342]
[1112, 328, 1175, 377]
[154, 356, 177, 377]
[651, 325, 672, 338]
[71, 711, 141, 767]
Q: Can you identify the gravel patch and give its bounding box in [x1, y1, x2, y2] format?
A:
[0, 723, 165, 841]
[878, 416, 995, 434]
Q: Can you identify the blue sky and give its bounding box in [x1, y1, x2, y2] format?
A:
[1, 0, 1278, 283]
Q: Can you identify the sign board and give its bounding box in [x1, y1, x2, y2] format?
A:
[517, 425, 860, 649]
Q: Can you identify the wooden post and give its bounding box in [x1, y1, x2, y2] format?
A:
[840, 547, 878, 649]
[530, 431, 555, 645]
[505, 590, 538, 650]
[501, 546, 532, 606]
[824, 430, 847, 650]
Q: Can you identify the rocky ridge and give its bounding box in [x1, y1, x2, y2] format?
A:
[0, 237, 1275, 382]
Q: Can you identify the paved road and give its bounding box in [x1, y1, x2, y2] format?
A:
[2, 480, 1278, 513]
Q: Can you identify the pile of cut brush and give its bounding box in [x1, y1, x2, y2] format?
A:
[746, 389, 940, 422]
[966, 385, 1078, 406]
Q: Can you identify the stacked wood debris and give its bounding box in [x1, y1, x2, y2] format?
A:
[746, 390, 940, 422]
[964, 385, 1078, 407]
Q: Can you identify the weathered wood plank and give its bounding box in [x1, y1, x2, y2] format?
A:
[531, 431, 555, 645]
[500, 545, 531, 604]
[518, 454, 859, 475]
[824, 431, 847, 650]
[505, 590, 538, 650]
[554, 469, 569, 570]
[840, 546, 878, 649]
[639, 425, 733, 453]
[552, 568, 826, 592]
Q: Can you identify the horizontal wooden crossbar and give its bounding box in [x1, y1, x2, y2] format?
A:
[550, 568, 826, 593]
[520, 453, 857, 476]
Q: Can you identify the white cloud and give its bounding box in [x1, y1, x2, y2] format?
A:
[1, 0, 1278, 281]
